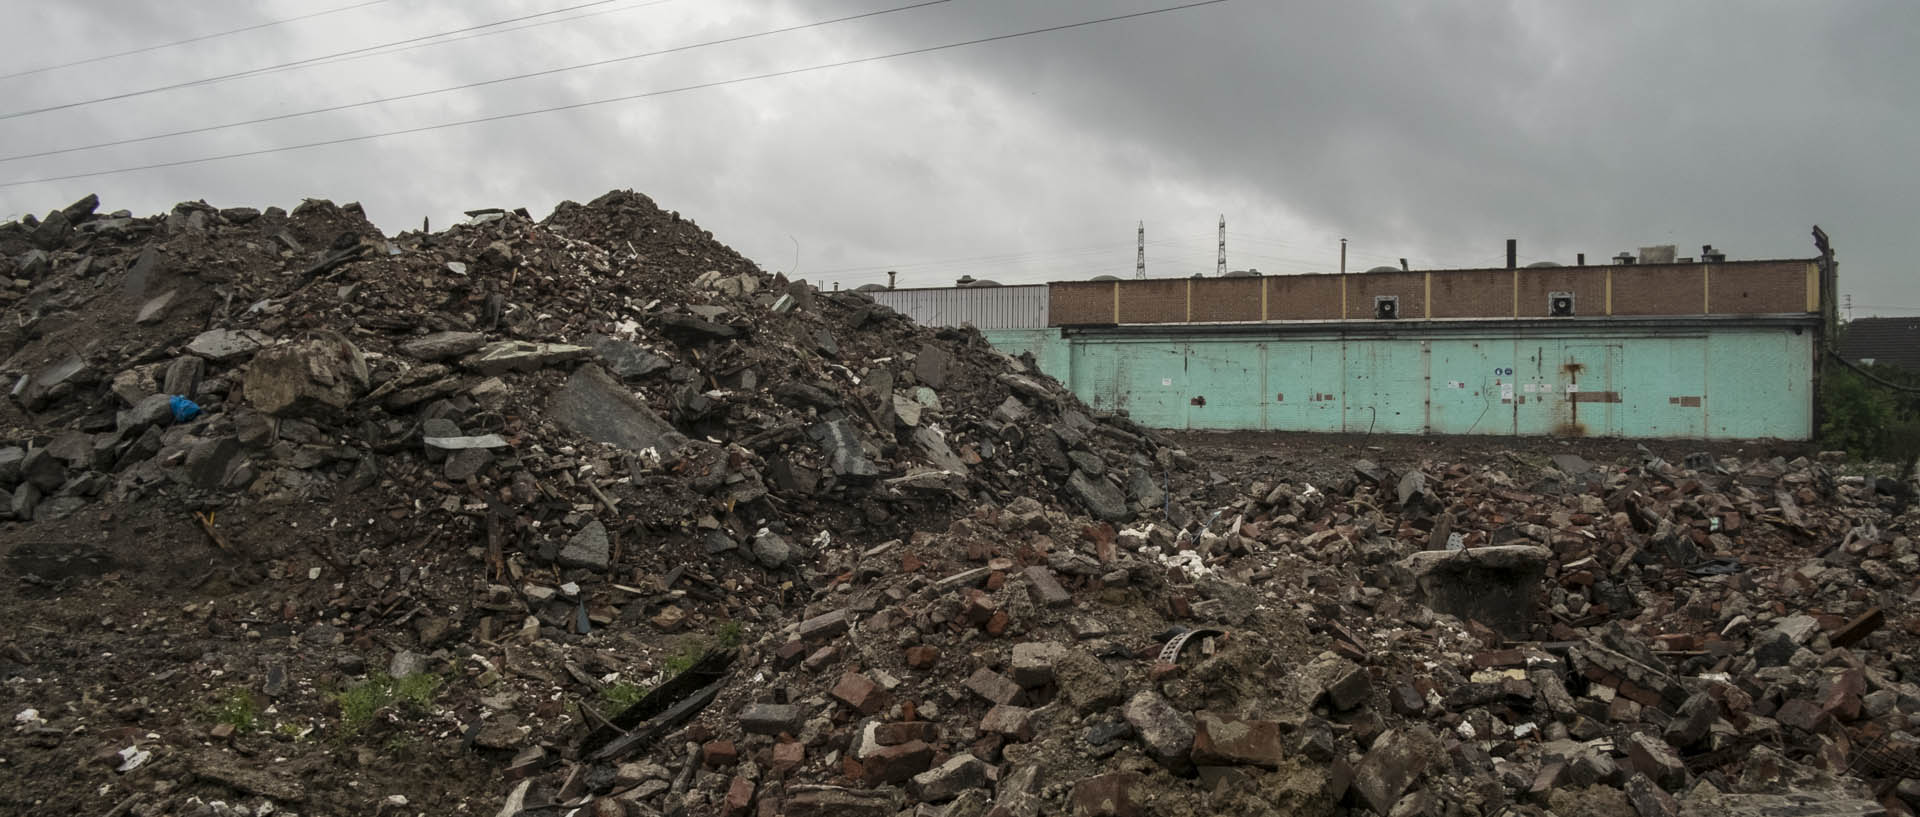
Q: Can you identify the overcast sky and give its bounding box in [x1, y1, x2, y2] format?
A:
[1, 1, 1914, 316]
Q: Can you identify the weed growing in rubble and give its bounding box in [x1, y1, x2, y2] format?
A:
[333, 673, 444, 737]
[207, 687, 259, 734]
[716, 620, 744, 648]
[599, 681, 649, 717]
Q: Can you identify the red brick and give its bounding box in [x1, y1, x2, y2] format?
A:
[986, 610, 1010, 636]
[862, 739, 934, 785]
[963, 589, 998, 625]
[964, 668, 1022, 705]
[703, 740, 739, 767]
[1777, 699, 1831, 733]
[804, 646, 839, 671]
[774, 640, 806, 668]
[1072, 773, 1143, 817]
[874, 721, 939, 745]
[721, 776, 755, 817]
[770, 741, 804, 774]
[979, 705, 1035, 741]
[1192, 715, 1283, 769]
[830, 672, 890, 715]
[904, 645, 939, 669]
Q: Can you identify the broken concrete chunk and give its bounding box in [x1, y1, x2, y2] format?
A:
[423, 434, 508, 450]
[1067, 469, 1131, 522]
[547, 363, 688, 453]
[556, 520, 611, 571]
[1054, 647, 1124, 712]
[1399, 545, 1550, 638]
[1122, 691, 1194, 772]
[1192, 713, 1284, 769]
[738, 704, 806, 736]
[461, 340, 590, 375]
[186, 329, 274, 361]
[908, 753, 987, 803]
[589, 335, 672, 380]
[808, 418, 877, 482]
[796, 609, 849, 641]
[135, 289, 177, 324]
[1352, 727, 1440, 816]
[399, 331, 486, 361]
[245, 337, 369, 417]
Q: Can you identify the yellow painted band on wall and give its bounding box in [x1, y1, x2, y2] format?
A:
[1261, 277, 1269, 321]
[1185, 278, 1193, 322]
[1112, 280, 1119, 323]
[1511, 269, 1519, 317]
[1605, 269, 1614, 315]
[1703, 265, 1711, 314]
[1805, 263, 1818, 312]
[1424, 272, 1432, 318]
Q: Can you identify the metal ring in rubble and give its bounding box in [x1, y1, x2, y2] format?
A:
[1158, 628, 1226, 665]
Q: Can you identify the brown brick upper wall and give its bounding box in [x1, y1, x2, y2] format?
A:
[1190, 278, 1263, 322]
[1049, 259, 1816, 326]
[1264, 274, 1342, 320]
[1116, 279, 1187, 324]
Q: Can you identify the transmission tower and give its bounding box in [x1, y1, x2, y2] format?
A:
[1216, 215, 1226, 276]
[1135, 221, 1146, 279]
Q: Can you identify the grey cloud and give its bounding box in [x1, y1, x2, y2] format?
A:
[1, 0, 1914, 312]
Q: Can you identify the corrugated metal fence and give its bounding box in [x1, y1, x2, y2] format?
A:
[868, 285, 1049, 329]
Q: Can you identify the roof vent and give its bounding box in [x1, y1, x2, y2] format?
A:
[1374, 295, 1399, 320]
[1613, 252, 1637, 265]
[1701, 244, 1726, 262]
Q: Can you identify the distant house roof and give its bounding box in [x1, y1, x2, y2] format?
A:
[1840, 317, 1920, 371]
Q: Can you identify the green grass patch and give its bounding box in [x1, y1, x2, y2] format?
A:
[334, 673, 443, 737]
[208, 687, 259, 734]
[598, 680, 650, 718]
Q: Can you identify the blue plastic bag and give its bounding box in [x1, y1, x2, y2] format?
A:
[169, 395, 201, 423]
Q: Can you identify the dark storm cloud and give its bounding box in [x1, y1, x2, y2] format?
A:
[0, 1, 1914, 312]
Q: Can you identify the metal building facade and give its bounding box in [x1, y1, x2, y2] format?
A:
[868, 285, 1049, 330]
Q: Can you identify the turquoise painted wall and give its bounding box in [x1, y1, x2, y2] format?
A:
[983, 325, 1813, 440]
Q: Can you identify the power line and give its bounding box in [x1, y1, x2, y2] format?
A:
[0, 0, 399, 80]
[0, 0, 1234, 189]
[0, 0, 626, 120]
[237, 0, 676, 78]
[0, 0, 951, 164]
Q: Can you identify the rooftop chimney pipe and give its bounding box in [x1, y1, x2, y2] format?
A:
[887, 270, 897, 290]
[1506, 239, 1517, 269]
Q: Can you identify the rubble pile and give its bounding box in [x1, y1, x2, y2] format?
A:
[1, 188, 1918, 817]
[0, 191, 1187, 814]
[529, 444, 1916, 817]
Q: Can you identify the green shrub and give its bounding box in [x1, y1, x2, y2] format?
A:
[1821, 367, 1897, 458]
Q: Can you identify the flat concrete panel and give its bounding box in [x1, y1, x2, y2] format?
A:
[1189, 278, 1263, 322]
[1049, 281, 1115, 326]
[1264, 275, 1342, 321]
[1264, 341, 1344, 432]
[1709, 261, 1812, 314]
[1185, 340, 1265, 429]
[1116, 279, 1188, 324]
[1428, 339, 1509, 435]
[1429, 270, 1516, 318]
[1517, 269, 1608, 318]
[1616, 336, 1707, 437]
[1344, 271, 1427, 320]
[1704, 329, 1813, 438]
[1343, 340, 1427, 433]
